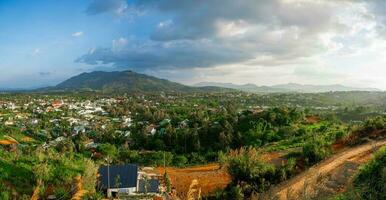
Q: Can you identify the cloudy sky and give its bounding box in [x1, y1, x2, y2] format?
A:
[1, 0, 386, 89]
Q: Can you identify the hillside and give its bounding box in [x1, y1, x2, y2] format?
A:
[272, 83, 380, 93]
[195, 82, 380, 93]
[46, 71, 231, 93]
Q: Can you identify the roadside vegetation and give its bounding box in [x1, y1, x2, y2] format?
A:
[332, 142, 386, 200]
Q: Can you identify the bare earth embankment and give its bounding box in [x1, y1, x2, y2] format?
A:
[271, 139, 386, 200]
[157, 164, 231, 198]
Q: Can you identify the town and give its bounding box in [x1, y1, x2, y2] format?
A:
[2, 0, 386, 199]
[0, 91, 385, 199]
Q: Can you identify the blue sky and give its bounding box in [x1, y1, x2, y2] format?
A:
[1, 0, 386, 89]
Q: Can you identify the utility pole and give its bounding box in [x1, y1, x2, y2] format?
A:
[163, 151, 166, 169]
[106, 155, 111, 197]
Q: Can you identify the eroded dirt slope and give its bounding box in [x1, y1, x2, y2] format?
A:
[270, 139, 386, 200]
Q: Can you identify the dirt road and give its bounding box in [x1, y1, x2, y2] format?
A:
[271, 139, 386, 200]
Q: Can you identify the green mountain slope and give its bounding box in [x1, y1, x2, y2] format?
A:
[49, 70, 230, 93]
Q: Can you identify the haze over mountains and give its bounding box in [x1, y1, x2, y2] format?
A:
[194, 82, 381, 93]
[2, 70, 381, 93]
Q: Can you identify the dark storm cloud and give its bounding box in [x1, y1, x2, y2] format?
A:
[149, 0, 339, 41]
[77, 40, 252, 70]
[79, 0, 386, 70]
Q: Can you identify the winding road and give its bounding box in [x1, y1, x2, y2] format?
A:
[271, 139, 386, 200]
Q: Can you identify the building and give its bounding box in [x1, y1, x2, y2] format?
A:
[137, 168, 161, 194]
[99, 164, 138, 198]
[99, 164, 160, 198]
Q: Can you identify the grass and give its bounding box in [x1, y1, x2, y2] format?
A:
[0, 151, 35, 194]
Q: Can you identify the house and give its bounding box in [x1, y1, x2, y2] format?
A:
[99, 164, 161, 198]
[137, 168, 161, 194]
[99, 164, 139, 198]
[145, 124, 157, 135]
[52, 100, 63, 109]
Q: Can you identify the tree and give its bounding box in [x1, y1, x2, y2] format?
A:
[164, 172, 171, 193]
[97, 143, 118, 160]
[114, 175, 121, 188]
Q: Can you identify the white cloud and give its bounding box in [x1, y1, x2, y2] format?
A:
[112, 37, 128, 52]
[32, 48, 40, 55]
[72, 31, 83, 37]
[80, 0, 386, 89]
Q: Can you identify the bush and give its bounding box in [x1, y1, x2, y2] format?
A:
[0, 182, 10, 200]
[172, 155, 188, 167]
[226, 185, 244, 200]
[364, 116, 386, 131]
[188, 153, 206, 165]
[278, 158, 297, 181]
[302, 137, 331, 164]
[226, 148, 276, 195]
[97, 143, 118, 159]
[353, 146, 386, 199]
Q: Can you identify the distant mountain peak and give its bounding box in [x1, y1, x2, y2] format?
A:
[194, 82, 380, 93]
[45, 70, 232, 93]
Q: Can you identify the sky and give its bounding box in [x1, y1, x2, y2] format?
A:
[1, 0, 386, 89]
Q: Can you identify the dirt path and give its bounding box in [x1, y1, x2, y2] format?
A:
[271, 139, 386, 200]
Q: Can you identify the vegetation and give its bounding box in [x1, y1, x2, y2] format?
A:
[0, 91, 384, 199]
[50, 70, 233, 93]
[334, 146, 386, 200]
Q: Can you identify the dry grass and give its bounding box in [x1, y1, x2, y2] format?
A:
[71, 176, 88, 200]
[186, 179, 200, 200]
[30, 180, 41, 200]
[0, 140, 18, 145]
[21, 136, 33, 143]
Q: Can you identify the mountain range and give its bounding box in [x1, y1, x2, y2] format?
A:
[194, 82, 380, 93]
[2, 70, 380, 93]
[42, 70, 232, 93]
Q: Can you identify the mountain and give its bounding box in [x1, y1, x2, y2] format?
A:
[271, 83, 380, 93]
[194, 82, 380, 93]
[194, 82, 287, 93]
[45, 71, 232, 93]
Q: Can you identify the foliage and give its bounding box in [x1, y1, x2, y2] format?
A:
[164, 172, 171, 193]
[0, 92, 384, 198]
[302, 136, 331, 164]
[352, 146, 386, 199]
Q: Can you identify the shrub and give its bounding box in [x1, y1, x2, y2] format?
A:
[353, 146, 386, 199]
[364, 116, 386, 131]
[172, 155, 188, 167]
[226, 148, 276, 195]
[97, 143, 118, 159]
[0, 182, 10, 200]
[226, 185, 244, 200]
[302, 137, 331, 164]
